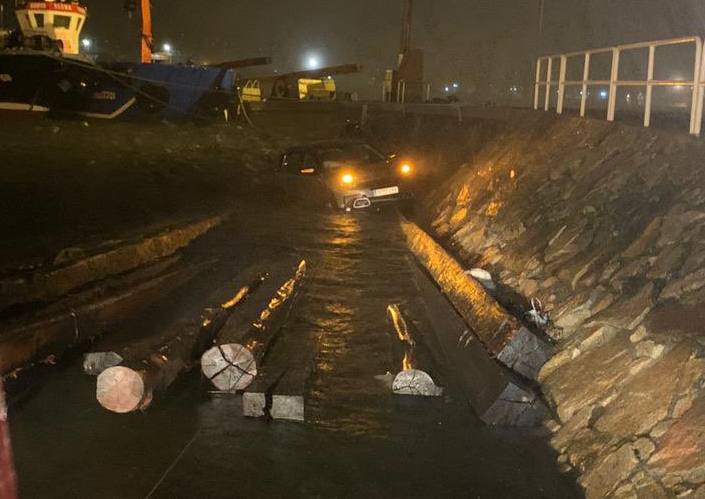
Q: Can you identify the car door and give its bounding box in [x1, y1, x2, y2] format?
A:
[281, 151, 325, 202]
[299, 152, 329, 203]
[280, 151, 305, 194]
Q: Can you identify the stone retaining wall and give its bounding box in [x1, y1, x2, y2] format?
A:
[426, 114, 705, 499]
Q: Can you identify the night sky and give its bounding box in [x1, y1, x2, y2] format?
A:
[3, 0, 705, 103]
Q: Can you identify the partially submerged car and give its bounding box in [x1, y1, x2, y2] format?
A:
[278, 140, 416, 211]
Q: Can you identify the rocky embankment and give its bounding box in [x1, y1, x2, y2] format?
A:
[426, 114, 705, 499]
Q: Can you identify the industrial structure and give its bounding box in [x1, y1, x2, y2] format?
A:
[383, 0, 426, 103]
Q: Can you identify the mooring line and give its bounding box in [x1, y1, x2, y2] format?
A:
[143, 427, 201, 499]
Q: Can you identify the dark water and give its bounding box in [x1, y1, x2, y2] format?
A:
[7, 204, 583, 499]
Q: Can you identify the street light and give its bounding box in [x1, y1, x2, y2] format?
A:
[162, 43, 173, 63]
[81, 38, 92, 50]
[307, 56, 320, 70]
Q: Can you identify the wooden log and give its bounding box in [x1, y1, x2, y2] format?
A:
[83, 268, 264, 376]
[83, 351, 124, 375]
[385, 304, 443, 397]
[392, 370, 443, 397]
[270, 362, 313, 422]
[1, 261, 207, 380]
[242, 368, 286, 418]
[400, 220, 553, 381]
[408, 257, 549, 426]
[244, 328, 316, 422]
[95, 270, 265, 413]
[202, 260, 307, 392]
[200, 260, 301, 391]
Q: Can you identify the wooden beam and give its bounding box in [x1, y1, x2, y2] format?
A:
[95, 269, 264, 413]
[400, 220, 553, 381]
[201, 260, 307, 392]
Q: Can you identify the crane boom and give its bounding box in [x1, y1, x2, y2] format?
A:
[399, 0, 413, 56]
[140, 0, 152, 63]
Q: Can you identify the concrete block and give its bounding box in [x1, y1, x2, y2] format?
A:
[401, 220, 553, 380]
[408, 257, 548, 426]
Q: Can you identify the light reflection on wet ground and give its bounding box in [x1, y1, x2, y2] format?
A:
[7, 205, 583, 499]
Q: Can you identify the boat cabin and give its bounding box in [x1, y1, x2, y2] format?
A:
[14, 1, 87, 55]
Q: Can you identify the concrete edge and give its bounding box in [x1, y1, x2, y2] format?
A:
[0, 215, 223, 311]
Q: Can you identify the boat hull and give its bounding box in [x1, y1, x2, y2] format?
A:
[0, 52, 236, 121]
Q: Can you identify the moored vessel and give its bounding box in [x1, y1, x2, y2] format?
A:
[0, 0, 237, 121]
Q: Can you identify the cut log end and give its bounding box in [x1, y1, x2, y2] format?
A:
[392, 369, 443, 397]
[201, 343, 257, 392]
[83, 351, 124, 376]
[96, 366, 149, 413]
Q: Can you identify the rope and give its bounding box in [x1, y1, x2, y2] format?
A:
[205, 344, 257, 390]
[206, 344, 256, 382]
[48, 54, 224, 121]
[143, 427, 201, 499]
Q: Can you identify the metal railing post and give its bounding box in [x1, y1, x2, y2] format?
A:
[535, 37, 703, 135]
[689, 38, 703, 135]
[644, 45, 655, 127]
[534, 58, 542, 110]
[557, 55, 567, 114]
[544, 57, 553, 111]
[580, 52, 590, 117]
[607, 48, 620, 121]
[695, 40, 705, 136]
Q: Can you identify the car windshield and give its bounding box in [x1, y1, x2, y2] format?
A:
[317, 144, 385, 169]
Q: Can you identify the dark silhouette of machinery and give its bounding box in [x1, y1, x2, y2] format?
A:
[384, 0, 425, 103]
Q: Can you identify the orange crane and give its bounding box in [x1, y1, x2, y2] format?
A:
[124, 0, 153, 63]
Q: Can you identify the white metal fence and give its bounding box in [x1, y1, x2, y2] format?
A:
[534, 36, 705, 135]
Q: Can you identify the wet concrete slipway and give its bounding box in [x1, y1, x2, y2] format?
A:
[7, 200, 583, 499]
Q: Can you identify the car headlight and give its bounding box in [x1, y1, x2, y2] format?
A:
[341, 173, 355, 185]
[400, 163, 413, 176]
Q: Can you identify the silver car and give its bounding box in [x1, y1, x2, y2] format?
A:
[278, 140, 416, 211]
